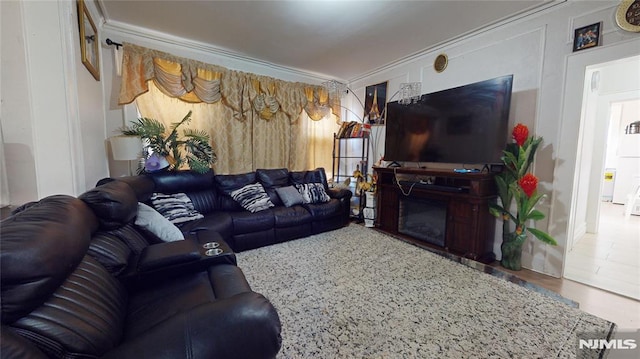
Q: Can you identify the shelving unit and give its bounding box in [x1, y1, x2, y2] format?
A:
[332, 134, 369, 219]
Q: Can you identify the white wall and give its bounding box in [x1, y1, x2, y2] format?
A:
[349, 1, 639, 276]
[2, 0, 38, 205]
[2, 0, 78, 203]
[77, 0, 109, 190]
[1, 0, 339, 201]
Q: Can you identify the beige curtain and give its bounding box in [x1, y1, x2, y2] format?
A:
[135, 82, 335, 174]
[120, 42, 340, 174]
[135, 82, 252, 174]
[118, 43, 339, 120]
[303, 112, 340, 177]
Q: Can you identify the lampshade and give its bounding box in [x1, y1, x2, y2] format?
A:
[110, 136, 142, 160]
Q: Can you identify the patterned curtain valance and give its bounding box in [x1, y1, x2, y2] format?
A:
[118, 42, 341, 122]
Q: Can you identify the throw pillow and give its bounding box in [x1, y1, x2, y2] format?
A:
[276, 185, 305, 207]
[230, 183, 275, 213]
[150, 193, 204, 224]
[295, 183, 331, 204]
[135, 202, 185, 242]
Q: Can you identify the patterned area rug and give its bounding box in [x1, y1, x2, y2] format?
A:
[236, 225, 616, 358]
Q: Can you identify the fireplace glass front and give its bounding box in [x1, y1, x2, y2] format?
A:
[398, 197, 447, 247]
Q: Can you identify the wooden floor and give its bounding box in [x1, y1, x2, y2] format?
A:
[498, 265, 640, 330]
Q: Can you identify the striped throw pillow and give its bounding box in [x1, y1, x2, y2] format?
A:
[295, 183, 331, 204]
[230, 183, 275, 213]
[150, 193, 204, 224]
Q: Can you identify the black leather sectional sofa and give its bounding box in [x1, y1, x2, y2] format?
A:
[1, 191, 282, 358]
[1, 167, 351, 358]
[110, 167, 353, 252]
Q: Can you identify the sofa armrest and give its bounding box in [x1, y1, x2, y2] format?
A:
[137, 240, 201, 272]
[101, 292, 282, 359]
[120, 238, 236, 289]
[327, 187, 353, 200]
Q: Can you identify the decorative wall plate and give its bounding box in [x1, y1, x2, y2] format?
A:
[434, 54, 448, 73]
[616, 0, 640, 32]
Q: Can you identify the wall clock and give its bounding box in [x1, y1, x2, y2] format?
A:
[616, 0, 640, 32]
[434, 54, 448, 73]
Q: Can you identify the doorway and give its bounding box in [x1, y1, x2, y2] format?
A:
[564, 55, 640, 300]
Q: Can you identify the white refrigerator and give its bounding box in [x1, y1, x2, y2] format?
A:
[612, 133, 640, 206]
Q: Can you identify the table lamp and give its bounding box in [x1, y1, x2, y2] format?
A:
[110, 135, 142, 176]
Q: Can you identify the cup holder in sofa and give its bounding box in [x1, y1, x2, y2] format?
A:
[205, 248, 223, 256]
[203, 242, 220, 249]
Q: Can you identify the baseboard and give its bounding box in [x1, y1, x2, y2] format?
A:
[573, 221, 587, 242]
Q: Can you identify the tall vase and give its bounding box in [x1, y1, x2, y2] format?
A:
[501, 231, 527, 271]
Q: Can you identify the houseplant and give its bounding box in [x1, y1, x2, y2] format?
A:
[489, 123, 557, 270]
[122, 110, 216, 174]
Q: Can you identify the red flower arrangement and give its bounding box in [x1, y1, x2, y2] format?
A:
[518, 173, 538, 198]
[512, 123, 529, 147]
[489, 124, 557, 270]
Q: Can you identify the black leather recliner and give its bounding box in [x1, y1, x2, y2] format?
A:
[0, 194, 282, 358]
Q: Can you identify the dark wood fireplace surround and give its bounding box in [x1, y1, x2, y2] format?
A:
[374, 167, 497, 263]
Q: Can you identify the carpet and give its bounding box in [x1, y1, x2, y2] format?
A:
[236, 225, 616, 358]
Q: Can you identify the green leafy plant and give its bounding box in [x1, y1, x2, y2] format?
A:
[122, 110, 216, 173]
[489, 124, 557, 270]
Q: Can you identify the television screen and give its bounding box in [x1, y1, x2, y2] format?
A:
[384, 75, 513, 165]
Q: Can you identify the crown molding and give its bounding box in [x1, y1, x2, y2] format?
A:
[348, 0, 567, 83]
[102, 20, 340, 84]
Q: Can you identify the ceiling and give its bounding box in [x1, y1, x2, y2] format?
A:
[99, 0, 558, 81]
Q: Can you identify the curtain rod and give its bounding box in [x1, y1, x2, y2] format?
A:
[106, 38, 122, 49]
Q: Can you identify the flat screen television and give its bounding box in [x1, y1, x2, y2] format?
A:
[384, 75, 513, 165]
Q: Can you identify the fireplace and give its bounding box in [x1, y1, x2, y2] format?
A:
[398, 197, 447, 247]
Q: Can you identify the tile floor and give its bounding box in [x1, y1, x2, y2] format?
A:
[564, 202, 640, 301]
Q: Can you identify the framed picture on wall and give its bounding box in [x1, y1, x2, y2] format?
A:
[364, 82, 388, 125]
[573, 22, 602, 52]
[77, 0, 100, 81]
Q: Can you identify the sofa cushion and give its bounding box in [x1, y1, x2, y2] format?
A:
[147, 169, 216, 193]
[79, 180, 138, 230]
[107, 223, 156, 255]
[0, 195, 99, 324]
[276, 185, 305, 207]
[215, 172, 257, 211]
[215, 172, 256, 193]
[184, 189, 219, 214]
[290, 168, 329, 191]
[124, 265, 252, 340]
[257, 168, 290, 206]
[272, 206, 312, 227]
[88, 232, 132, 276]
[230, 183, 275, 213]
[9, 255, 127, 358]
[179, 212, 234, 240]
[135, 203, 184, 242]
[150, 193, 204, 224]
[303, 198, 342, 220]
[295, 183, 331, 203]
[230, 210, 274, 234]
